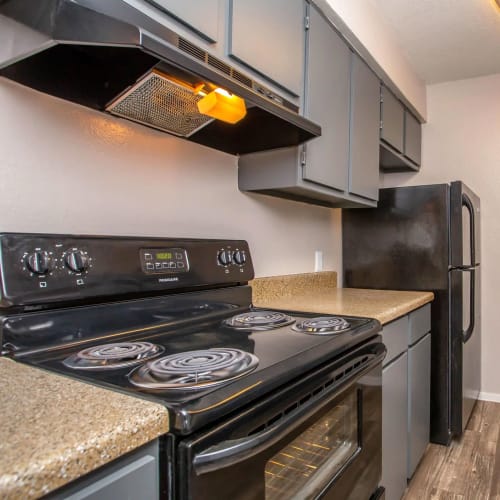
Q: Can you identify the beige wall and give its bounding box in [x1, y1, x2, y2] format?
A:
[0, 78, 341, 278]
[382, 73, 500, 398]
[324, 0, 426, 118]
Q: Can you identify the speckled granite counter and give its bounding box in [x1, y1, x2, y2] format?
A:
[251, 272, 433, 325]
[0, 358, 169, 500]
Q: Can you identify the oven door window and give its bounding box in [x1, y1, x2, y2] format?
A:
[265, 390, 359, 500]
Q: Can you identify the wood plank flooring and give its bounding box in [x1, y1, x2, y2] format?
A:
[403, 401, 500, 500]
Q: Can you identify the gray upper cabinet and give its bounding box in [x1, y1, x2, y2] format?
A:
[380, 86, 404, 153]
[349, 53, 380, 201]
[238, 2, 379, 209]
[302, 3, 350, 192]
[227, 0, 305, 96]
[145, 0, 219, 42]
[404, 110, 422, 165]
[380, 85, 422, 172]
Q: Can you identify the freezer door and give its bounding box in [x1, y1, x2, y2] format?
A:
[450, 267, 481, 435]
[450, 181, 481, 268]
[343, 184, 450, 291]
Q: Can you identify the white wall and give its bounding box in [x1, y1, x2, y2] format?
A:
[324, 0, 426, 118]
[0, 78, 341, 278]
[382, 73, 500, 397]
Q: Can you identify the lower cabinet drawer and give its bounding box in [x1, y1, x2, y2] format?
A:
[382, 316, 409, 366]
[50, 441, 159, 500]
[408, 304, 431, 345]
[382, 353, 408, 500]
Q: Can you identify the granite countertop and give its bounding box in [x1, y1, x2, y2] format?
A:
[251, 272, 434, 325]
[0, 358, 169, 500]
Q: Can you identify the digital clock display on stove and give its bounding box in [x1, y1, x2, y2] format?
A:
[140, 248, 189, 274]
[155, 252, 172, 260]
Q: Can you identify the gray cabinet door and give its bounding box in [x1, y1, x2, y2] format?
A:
[146, 0, 219, 42]
[404, 110, 422, 165]
[381, 86, 404, 153]
[228, 0, 305, 96]
[302, 4, 350, 192]
[408, 333, 431, 478]
[52, 441, 159, 500]
[349, 53, 380, 201]
[382, 353, 408, 500]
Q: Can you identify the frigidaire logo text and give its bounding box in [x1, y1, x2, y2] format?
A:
[158, 277, 179, 283]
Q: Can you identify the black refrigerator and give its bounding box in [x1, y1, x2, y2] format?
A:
[343, 181, 481, 445]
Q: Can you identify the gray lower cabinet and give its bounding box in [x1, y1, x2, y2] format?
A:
[227, 0, 305, 97]
[408, 332, 431, 477]
[382, 351, 409, 500]
[238, 2, 380, 208]
[407, 304, 431, 478]
[381, 304, 431, 499]
[49, 440, 159, 500]
[145, 0, 220, 42]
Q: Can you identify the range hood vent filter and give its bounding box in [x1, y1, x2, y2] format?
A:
[106, 70, 213, 137]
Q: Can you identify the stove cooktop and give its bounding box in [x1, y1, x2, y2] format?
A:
[5, 289, 379, 434]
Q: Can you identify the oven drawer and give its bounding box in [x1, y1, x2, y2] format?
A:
[177, 339, 385, 500]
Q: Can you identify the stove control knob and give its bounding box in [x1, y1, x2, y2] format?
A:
[25, 251, 52, 275]
[64, 250, 89, 273]
[232, 250, 246, 265]
[217, 250, 232, 266]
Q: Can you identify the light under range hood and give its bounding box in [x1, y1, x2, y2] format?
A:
[0, 0, 321, 155]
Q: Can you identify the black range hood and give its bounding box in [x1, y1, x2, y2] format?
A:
[0, 0, 321, 155]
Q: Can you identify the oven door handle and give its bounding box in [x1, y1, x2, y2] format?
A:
[193, 343, 385, 476]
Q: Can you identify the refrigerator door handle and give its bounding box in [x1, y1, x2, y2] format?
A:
[462, 193, 476, 267]
[462, 268, 475, 343]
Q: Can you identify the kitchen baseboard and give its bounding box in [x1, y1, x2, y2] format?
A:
[478, 391, 500, 403]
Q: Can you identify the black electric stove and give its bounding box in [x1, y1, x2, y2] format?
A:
[0, 234, 384, 499]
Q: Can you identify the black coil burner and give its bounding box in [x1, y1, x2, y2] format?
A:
[292, 316, 351, 335]
[224, 310, 295, 331]
[63, 341, 164, 370]
[128, 348, 259, 390]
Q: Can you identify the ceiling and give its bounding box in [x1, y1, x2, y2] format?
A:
[371, 0, 500, 84]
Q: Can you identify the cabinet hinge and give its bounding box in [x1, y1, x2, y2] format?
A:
[301, 149, 307, 166]
[304, 16, 310, 30]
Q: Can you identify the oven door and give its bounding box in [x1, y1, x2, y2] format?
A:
[177, 339, 385, 500]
